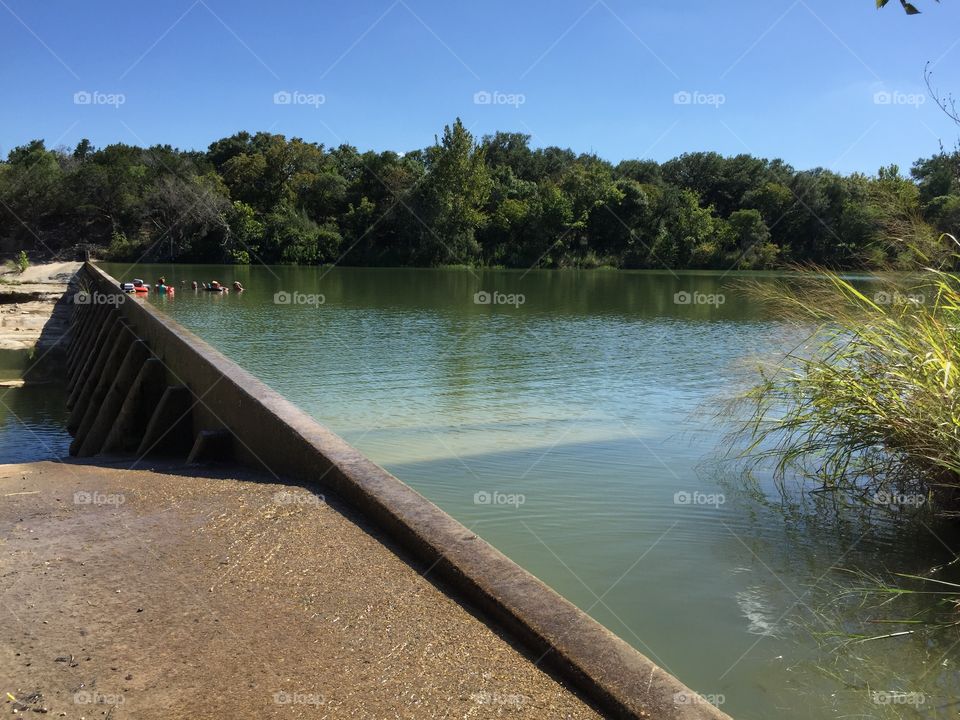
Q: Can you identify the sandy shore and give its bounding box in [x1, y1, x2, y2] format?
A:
[0, 459, 600, 719]
[0, 262, 82, 286]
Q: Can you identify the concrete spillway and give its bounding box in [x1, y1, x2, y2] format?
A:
[53, 261, 732, 719]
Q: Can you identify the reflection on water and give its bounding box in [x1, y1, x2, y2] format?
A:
[0, 383, 70, 463]
[733, 584, 780, 638]
[103, 264, 960, 720]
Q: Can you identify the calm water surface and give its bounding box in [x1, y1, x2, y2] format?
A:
[0, 384, 70, 463]
[101, 264, 960, 719]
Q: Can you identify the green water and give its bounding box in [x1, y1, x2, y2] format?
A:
[102, 264, 960, 719]
[0, 383, 70, 463]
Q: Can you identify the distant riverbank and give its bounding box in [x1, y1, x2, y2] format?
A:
[5, 124, 958, 276]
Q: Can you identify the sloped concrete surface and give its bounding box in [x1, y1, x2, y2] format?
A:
[0, 459, 604, 719]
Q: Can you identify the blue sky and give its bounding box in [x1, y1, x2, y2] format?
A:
[1, 0, 958, 174]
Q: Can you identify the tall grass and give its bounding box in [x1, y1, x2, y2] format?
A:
[737, 236, 960, 517]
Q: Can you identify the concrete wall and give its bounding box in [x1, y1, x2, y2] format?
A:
[66, 262, 733, 720]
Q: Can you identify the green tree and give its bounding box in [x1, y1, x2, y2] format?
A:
[727, 209, 778, 269]
[4, 120, 957, 273]
[912, 151, 960, 203]
[226, 201, 265, 264]
[412, 118, 491, 265]
[264, 203, 341, 264]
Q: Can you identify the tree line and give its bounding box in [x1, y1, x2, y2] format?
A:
[1, 119, 958, 270]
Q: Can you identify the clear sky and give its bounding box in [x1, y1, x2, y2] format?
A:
[1, 0, 958, 174]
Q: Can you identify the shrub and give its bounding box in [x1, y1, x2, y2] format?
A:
[10, 250, 29, 273]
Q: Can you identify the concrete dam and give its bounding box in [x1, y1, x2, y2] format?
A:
[2, 261, 732, 719]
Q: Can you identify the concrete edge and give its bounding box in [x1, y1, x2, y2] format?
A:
[78, 262, 733, 720]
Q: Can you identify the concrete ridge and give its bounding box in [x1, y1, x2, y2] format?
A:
[65, 262, 733, 720]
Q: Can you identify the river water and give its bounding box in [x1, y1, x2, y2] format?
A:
[81, 264, 960, 718]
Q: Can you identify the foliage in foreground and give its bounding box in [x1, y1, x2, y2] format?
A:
[877, 0, 937, 15]
[737, 237, 960, 517]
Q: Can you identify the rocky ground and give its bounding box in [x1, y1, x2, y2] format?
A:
[0, 263, 80, 379]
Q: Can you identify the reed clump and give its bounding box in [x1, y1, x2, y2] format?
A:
[738, 236, 960, 518]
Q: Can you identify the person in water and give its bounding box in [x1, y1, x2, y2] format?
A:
[191, 281, 198, 290]
[233, 281, 244, 292]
